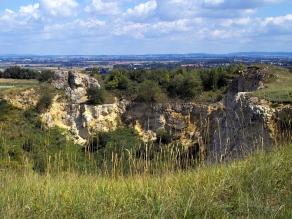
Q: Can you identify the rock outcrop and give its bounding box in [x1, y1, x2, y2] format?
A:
[5, 67, 290, 162]
[42, 71, 127, 144]
[52, 70, 101, 103]
[123, 66, 291, 162]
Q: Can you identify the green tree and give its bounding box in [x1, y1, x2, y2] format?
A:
[38, 70, 55, 82]
[105, 70, 131, 90]
[167, 74, 202, 100]
[87, 87, 106, 105]
[137, 80, 166, 103]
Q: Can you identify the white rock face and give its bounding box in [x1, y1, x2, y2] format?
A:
[42, 71, 126, 144]
[52, 70, 101, 104]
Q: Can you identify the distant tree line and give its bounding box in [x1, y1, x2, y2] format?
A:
[0, 66, 38, 79]
[0, 66, 55, 82]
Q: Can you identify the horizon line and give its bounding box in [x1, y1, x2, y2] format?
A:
[1, 51, 292, 57]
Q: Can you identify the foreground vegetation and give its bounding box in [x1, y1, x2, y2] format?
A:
[0, 144, 291, 218]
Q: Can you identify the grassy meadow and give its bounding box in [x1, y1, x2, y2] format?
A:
[253, 66, 292, 103]
[0, 144, 291, 218]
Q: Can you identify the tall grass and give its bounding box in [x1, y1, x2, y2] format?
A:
[0, 144, 291, 218]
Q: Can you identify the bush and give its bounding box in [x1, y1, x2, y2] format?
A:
[38, 70, 55, 82]
[156, 129, 172, 145]
[168, 74, 202, 100]
[22, 139, 34, 152]
[137, 80, 167, 103]
[86, 133, 110, 152]
[200, 68, 228, 91]
[87, 128, 142, 160]
[36, 90, 54, 113]
[105, 70, 131, 90]
[32, 151, 47, 173]
[87, 87, 106, 105]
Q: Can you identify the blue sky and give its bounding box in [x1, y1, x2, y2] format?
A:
[0, 0, 291, 55]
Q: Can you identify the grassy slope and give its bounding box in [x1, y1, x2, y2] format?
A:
[0, 82, 83, 173]
[0, 145, 291, 219]
[253, 66, 292, 103]
[0, 78, 38, 88]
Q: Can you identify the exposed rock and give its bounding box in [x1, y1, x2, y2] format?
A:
[41, 70, 125, 144]
[7, 66, 290, 162]
[123, 66, 290, 162]
[3, 88, 39, 110]
[52, 70, 100, 103]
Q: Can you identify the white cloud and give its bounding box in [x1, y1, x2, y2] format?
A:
[0, 0, 291, 53]
[19, 3, 40, 19]
[86, 0, 120, 15]
[0, 4, 41, 32]
[76, 19, 106, 28]
[41, 0, 78, 16]
[263, 14, 292, 26]
[126, 0, 157, 17]
[204, 0, 225, 6]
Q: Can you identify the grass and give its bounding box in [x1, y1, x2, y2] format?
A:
[0, 144, 291, 218]
[253, 66, 292, 103]
[0, 78, 38, 87]
[0, 79, 39, 100]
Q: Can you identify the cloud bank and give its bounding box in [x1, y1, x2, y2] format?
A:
[0, 0, 291, 54]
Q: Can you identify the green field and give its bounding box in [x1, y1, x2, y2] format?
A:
[253, 67, 292, 103]
[0, 79, 39, 98]
[0, 144, 291, 218]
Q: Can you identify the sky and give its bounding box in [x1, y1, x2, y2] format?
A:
[0, 0, 291, 55]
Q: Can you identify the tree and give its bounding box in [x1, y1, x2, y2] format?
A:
[105, 70, 131, 90]
[200, 68, 228, 91]
[3, 66, 38, 79]
[167, 74, 202, 100]
[137, 80, 166, 103]
[38, 70, 54, 82]
[87, 87, 105, 105]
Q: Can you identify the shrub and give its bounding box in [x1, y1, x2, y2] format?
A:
[38, 70, 55, 82]
[32, 151, 47, 173]
[86, 133, 109, 152]
[88, 128, 142, 155]
[87, 87, 106, 105]
[105, 70, 131, 90]
[36, 90, 54, 113]
[22, 139, 34, 152]
[168, 74, 202, 100]
[137, 80, 167, 103]
[156, 129, 172, 145]
[200, 68, 228, 91]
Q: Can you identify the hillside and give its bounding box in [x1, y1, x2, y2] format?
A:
[252, 66, 292, 103]
[0, 65, 291, 218]
[0, 65, 291, 173]
[0, 144, 291, 218]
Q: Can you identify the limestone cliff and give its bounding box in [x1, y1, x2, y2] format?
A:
[123, 66, 291, 161]
[4, 67, 290, 162]
[41, 70, 127, 144]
